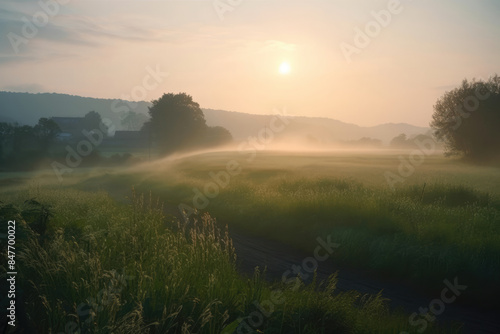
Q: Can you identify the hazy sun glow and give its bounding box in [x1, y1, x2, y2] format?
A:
[279, 62, 291, 75]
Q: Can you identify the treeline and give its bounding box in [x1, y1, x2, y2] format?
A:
[388, 133, 439, 149]
[0, 118, 60, 170]
[0, 93, 234, 171]
[0, 111, 116, 171]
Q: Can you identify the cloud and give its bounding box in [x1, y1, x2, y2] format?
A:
[0, 6, 97, 62]
[0, 3, 213, 66]
[62, 15, 180, 44]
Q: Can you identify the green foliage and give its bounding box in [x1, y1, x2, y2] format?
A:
[33, 117, 61, 145]
[142, 93, 232, 155]
[0, 188, 432, 333]
[205, 177, 500, 301]
[143, 93, 208, 155]
[0, 118, 61, 169]
[2, 151, 496, 332]
[390, 133, 437, 150]
[205, 126, 233, 147]
[111, 151, 500, 305]
[431, 75, 500, 159]
[390, 133, 408, 148]
[83, 110, 108, 135]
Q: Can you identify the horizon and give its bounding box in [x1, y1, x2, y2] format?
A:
[0, 90, 431, 129]
[1, 0, 499, 127]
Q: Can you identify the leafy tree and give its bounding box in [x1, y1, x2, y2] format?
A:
[0, 122, 14, 162]
[390, 133, 408, 148]
[142, 93, 208, 155]
[83, 111, 108, 135]
[142, 93, 233, 155]
[12, 125, 36, 152]
[204, 126, 233, 147]
[358, 137, 382, 147]
[33, 118, 60, 154]
[430, 75, 500, 159]
[0, 119, 60, 169]
[5, 124, 43, 169]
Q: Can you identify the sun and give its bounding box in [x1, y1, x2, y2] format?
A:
[279, 62, 291, 75]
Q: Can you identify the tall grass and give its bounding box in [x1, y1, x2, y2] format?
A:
[228, 178, 498, 294]
[0, 188, 444, 333]
[20, 151, 497, 306]
[130, 170, 500, 305]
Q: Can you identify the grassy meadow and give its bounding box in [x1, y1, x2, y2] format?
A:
[1, 149, 499, 333]
[1, 184, 438, 333]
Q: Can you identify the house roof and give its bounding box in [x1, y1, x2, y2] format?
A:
[50, 117, 84, 132]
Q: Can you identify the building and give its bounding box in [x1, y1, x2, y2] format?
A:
[50, 117, 85, 140]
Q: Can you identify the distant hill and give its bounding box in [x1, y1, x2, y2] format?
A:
[0, 91, 150, 131]
[203, 109, 429, 144]
[0, 91, 429, 144]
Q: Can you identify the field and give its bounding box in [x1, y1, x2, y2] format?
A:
[1, 149, 499, 333]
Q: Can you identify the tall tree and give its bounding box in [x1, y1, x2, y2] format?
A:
[0, 122, 14, 161]
[12, 125, 36, 153]
[430, 75, 500, 159]
[390, 133, 408, 148]
[143, 93, 208, 155]
[204, 126, 233, 147]
[33, 118, 61, 154]
[83, 111, 108, 135]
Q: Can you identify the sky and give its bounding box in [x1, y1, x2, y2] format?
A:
[0, 0, 499, 127]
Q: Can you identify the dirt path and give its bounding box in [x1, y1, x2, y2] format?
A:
[230, 231, 500, 334]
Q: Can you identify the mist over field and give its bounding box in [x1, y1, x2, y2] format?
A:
[1, 1, 500, 333]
